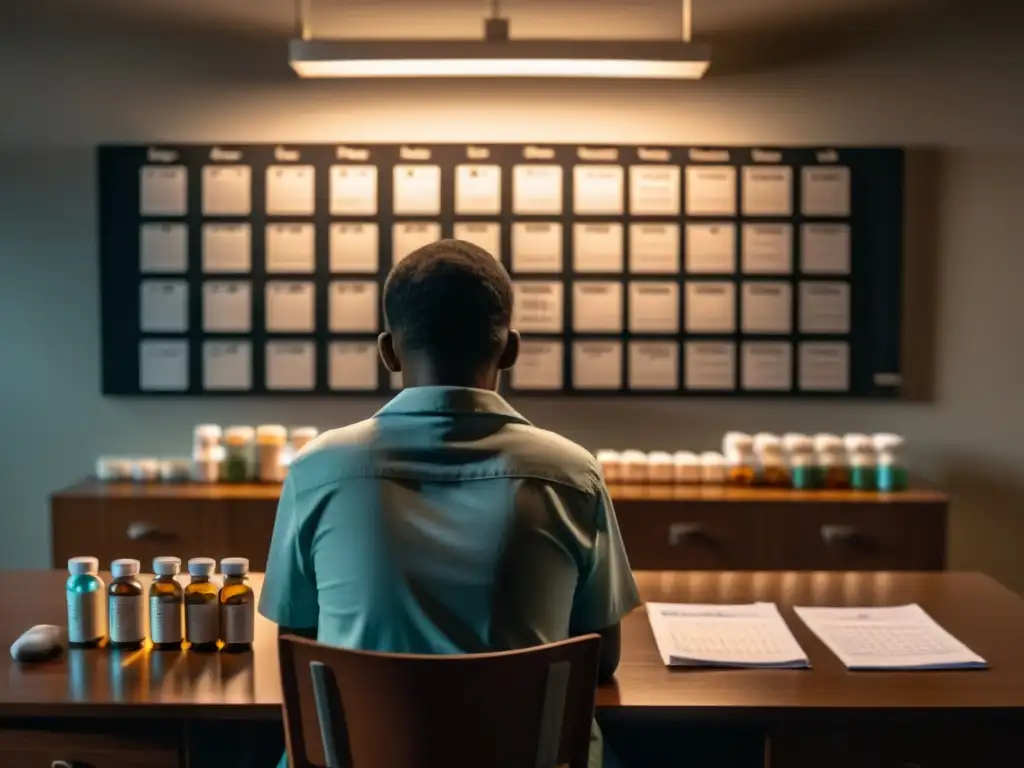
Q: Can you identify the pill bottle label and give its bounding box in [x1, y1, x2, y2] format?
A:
[221, 603, 254, 644]
[186, 600, 220, 645]
[150, 597, 183, 644]
[109, 595, 145, 644]
[67, 591, 105, 643]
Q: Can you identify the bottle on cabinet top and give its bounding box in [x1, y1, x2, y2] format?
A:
[723, 432, 757, 487]
[672, 452, 701, 484]
[223, 426, 256, 483]
[873, 433, 907, 491]
[647, 451, 674, 483]
[66, 556, 106, 647]
[256, 425, 288, 483]
[596, 450, 623, 483]
[620, 450, 649, 483]
[108, 558, 145, 650]
[813, 433, 850, 489]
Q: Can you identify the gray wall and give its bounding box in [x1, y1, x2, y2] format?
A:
[2, 3, 1023, 586]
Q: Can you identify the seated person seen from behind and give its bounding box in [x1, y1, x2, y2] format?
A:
[259, 239, 641, 768]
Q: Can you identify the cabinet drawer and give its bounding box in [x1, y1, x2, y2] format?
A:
[770, 724, 1010, 768]
[0, 725, 179, 768]
[52, 498, 227, 567]
[617, 503, 770, 570]
[767, 504, 946, 570]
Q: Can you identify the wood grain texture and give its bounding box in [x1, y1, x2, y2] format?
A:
[2, 571, 1023, 720]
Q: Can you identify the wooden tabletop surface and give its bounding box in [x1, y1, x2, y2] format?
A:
[54, 478, 947, 505]
[1, 570, 1017, 720]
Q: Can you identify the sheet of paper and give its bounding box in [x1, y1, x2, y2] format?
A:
[647, 602, 810, 668]
[140, 280, 188, 332]
[139, 340, 189, 391]
[685, 166, 737, 216]
[629, 282, 680, 333]
[742, 342, 793, 391]
[455, 164, 502, 215]
[140, 223, 188, 273]
[685, 342, 736, 390]
[742, 224, 793, 274]
[629, 224, 680, 274]
[801, 224, 851, 274]
[685, 224, 736, 274]
[794, 604, 987, 671]
[453, 222, 502, 260]
[742, 282, 792, 333]
[802, 166, 851, 217]
[202, 224, 251, 273]
[511, 223, 562, 273]
[742, 166, 793, 216]
[203, 281, 251, 333]
[330, 223, 378, 274]
[513, 165, 563, 215]
[629, 165, 680, 216]
[511, 341, 563, 390]
[202, 165, 251, 216]
[573, 165, 624, 215]
[573, 223, 623, 273]
[329, 281, 379, 332]
[203, 341, 251, 391]
[265, 281, 315, 333]
[328, 341, 379, 391]
[266, 165, 315, 215]
[628, 342, 678, 390]
[512, 282, 563, 333]
[799, 281, 850, 333]
[393, 222, 442, 264]
[393, 165, 441, 215]
[140, 165, 188, 216]
[685, 282, 735, 333]
[572, 341, 623, 390]
[330, 165, 377, 216]
[265, 341, 315, 391]
[266, 223, 315, 273]
[799, 342, 850, 391]
[573, 282, 623, 333]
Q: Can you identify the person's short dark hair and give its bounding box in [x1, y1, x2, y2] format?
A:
[383, 239, 513, 371]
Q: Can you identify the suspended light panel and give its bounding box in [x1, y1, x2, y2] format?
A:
[288, 39, 712, 80]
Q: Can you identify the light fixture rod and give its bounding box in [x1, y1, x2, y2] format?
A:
[682, 0, 692, 43]
[296, 0, 313, 40]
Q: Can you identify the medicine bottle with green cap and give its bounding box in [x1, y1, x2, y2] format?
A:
[219, 557, 254, 653]
[150, 556, 184, 651]
[66, 556, 106, 648]
[185, 557, 220, 652]
[107, 558, 145, 650]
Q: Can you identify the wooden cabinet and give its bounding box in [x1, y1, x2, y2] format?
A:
[50, 480, 948, 572]
[0, 723, 179, 768]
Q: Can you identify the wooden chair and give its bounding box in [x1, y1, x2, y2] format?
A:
[279, 633, 602, 768]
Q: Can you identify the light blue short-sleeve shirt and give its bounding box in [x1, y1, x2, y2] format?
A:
[260, 386, 642, 766]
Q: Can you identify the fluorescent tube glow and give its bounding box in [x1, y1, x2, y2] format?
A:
[289, 40, 711, 80]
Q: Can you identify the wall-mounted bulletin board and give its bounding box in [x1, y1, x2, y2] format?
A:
[98, 143, 904, 398]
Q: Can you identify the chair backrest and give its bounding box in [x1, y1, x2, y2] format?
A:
[279, 633, 602, 768]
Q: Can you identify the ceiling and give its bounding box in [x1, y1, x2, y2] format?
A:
[9, 0, 980, 76]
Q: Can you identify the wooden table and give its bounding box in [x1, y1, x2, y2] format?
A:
[51, 479, 949, 572]
[2, 571, 1020, 768]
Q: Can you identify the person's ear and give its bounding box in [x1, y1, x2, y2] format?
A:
[498, 329, 520, 371]
[378, 332, 401, 372]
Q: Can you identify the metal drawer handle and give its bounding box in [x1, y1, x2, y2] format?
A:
[669, 522, 704, 545]
[52, 761, 75, 768]
[126, 522, 174, 541]
[821, 524, 858, 544]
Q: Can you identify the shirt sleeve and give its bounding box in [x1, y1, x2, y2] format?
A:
[570, 484, 642, 634]
[257, 473, 319, 630]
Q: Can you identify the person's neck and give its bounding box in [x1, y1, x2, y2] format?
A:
[400, 361, 498, 391]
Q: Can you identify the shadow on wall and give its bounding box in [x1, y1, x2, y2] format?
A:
[945, 459, 1024, 595]
[902, 147, 943, 403]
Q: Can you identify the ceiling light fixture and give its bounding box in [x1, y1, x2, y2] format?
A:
[288, 0, 711, 80]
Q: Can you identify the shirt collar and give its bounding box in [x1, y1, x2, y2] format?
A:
[376, 386, 530, 424]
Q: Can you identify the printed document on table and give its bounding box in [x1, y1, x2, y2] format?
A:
[647, 602, 810, 668]
[794, 604, 987, 671]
